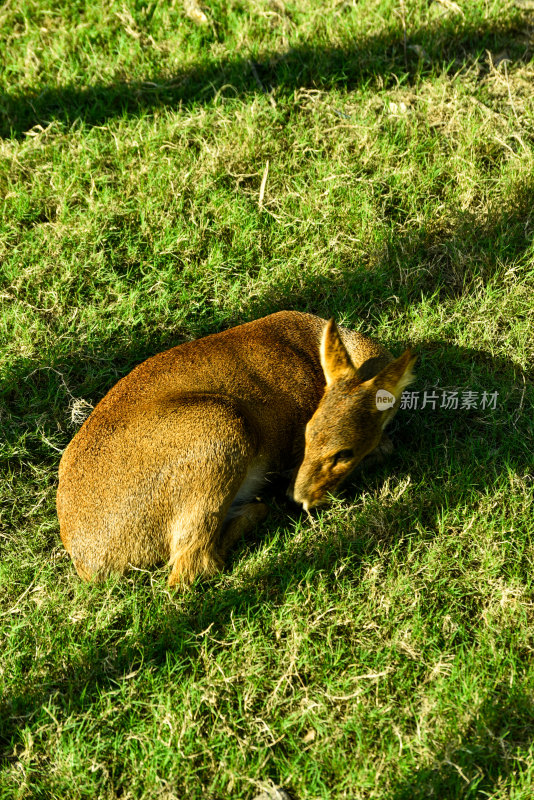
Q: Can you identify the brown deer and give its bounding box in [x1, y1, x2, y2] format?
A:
[57, 312, 415, 586]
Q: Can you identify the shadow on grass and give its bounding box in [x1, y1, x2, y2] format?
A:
[390, 685, 534, 800]
[1, 14, 532, 137]
[0, 60, 533, 785]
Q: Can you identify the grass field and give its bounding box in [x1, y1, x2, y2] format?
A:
[1, 0, 534, 797]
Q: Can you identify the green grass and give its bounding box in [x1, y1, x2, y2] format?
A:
[1, 0, 534, 797]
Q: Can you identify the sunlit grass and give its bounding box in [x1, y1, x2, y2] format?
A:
[1, 0, 533, 798]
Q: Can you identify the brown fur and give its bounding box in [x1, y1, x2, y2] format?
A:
[57, 311, 415, 586]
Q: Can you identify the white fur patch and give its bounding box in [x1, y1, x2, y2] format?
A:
[225, 461, 269, 520]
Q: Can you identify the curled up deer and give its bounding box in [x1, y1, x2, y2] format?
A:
[57, 311, 416, 587]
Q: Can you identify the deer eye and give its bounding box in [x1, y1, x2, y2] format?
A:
[333, 448, 354, 466]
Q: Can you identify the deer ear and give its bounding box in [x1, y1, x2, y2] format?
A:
[373, 349, 417, 402]
[320, 319, 357, 386]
